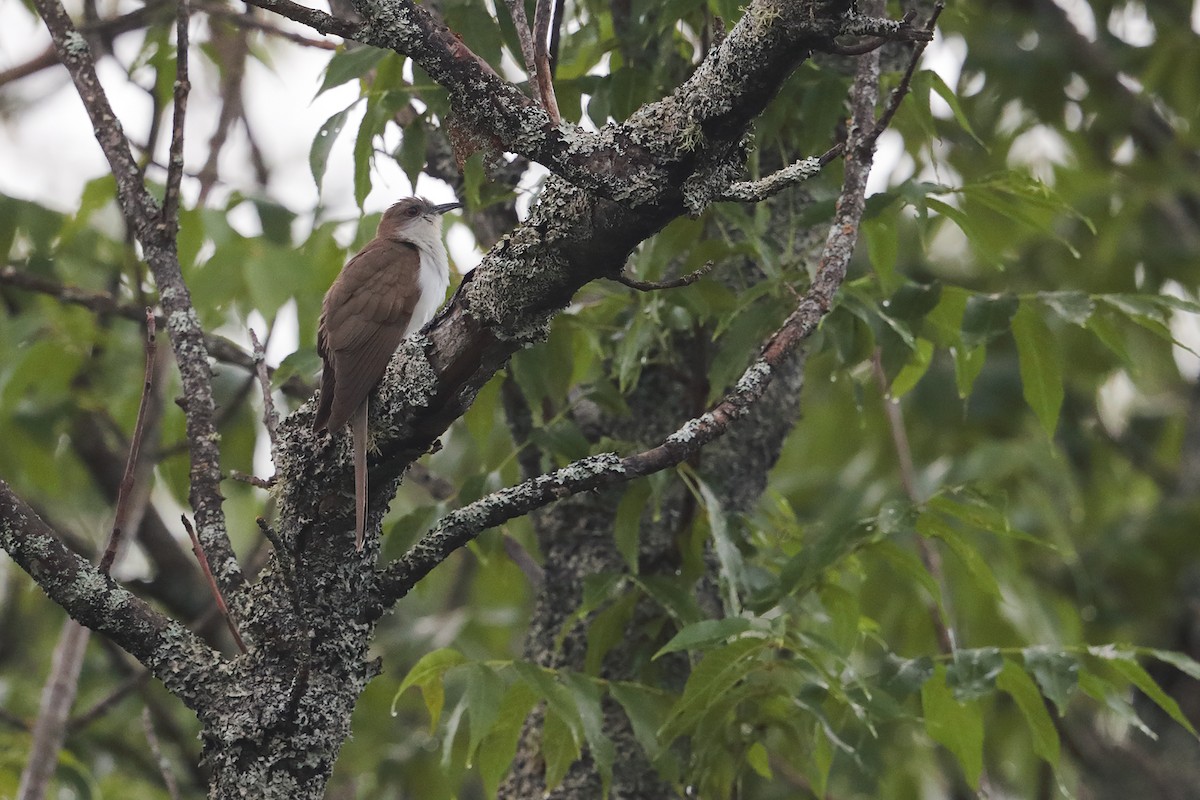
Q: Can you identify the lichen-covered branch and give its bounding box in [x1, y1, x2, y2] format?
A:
[29, 0, 241, 594]
[247, 0, 929, 203]
[0, 480, 225, 704]
[374, 39, 886, 608]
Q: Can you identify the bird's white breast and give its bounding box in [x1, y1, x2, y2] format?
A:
[401, 222, 451, 337]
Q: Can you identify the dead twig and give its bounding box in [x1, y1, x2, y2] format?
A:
[142, 707, 182, 800]
[100, 309, 158, 574]
[161, 0, 191, 230]
[249, 329, 279, 448]
[614, 261, 714, 292]
[532, 0, 561, 124]
[182, 515, 248, 654]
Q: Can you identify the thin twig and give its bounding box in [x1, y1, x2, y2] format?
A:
[0, 265, 146, 320]
[239, 0, 360, 39]
[548, 0, 564, 73]
[532, 0, 561, 124]
[720, 143, 843, 203]
[501, 0, 542, 107]
[870, 351, 955, 654]
[100, 309, 158, 574]
[142, 708, 182, 800]
[161, 0, 191, 230]
[614, 261, 713, 292]
[182, 515, 248, 654]
[194, 1, 339, 48]
[67, 670, 151, 732]
[866, 3, 943, 147]
[16, 622, 90, 800]
[249, 329, 279, 448]
[231, 470, 277, 489]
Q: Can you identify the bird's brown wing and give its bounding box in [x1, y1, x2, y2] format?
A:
[317, 239, 421, 432]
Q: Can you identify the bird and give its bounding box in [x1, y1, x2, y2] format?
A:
[312, 197, 461, 551]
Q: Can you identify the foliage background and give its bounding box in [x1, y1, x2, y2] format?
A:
[2, 0, 1200, 798]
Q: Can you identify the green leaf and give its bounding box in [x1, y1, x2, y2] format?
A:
[392, 648, 466, 729]
[746, 741, 772, 779]
[1100, 651, 1199, 737]
[1023, 648, 1079, 716]
[863, 213, 900, 292]
[653, 618, 754, 659]
[610, 682, 673, 760]
[478, 681, 540, 796]
[317, 46, 388, 95]
[946, 647, 1004, 701]
[1143, 648, 1200, 681]
[353, 95, 393, 208]
[511, 662, 583, 745]
[563, 672, 615, 793]
[1078, 670, 1156, 739]
[614, 481, 649, 573]
[961, 293, 1019, 349]
[776, 518, 882, 600]
[923, 70, 984, 145]
[925, 198, 1003, 267]
[1038, 291, 1094, 326]
[585, 590, 638, 676]
[687, 471, 747, 613]
[659, 637, 764, 743]
[922, 665, 984, 788]
[310, 104, 355, 195]
[874, 542, 945, 614]
[883, 654, 936, 696]
[463, 663, 506, 766]
[997, 660, 1060, 766]
[543, 707, 582, 790]
[953, 344, 987, 399]
[916, 514, 1001, 599]
[396, 119, 427, 188]
[890, 337, 934, 398]
[1012, 300, 1064, 436]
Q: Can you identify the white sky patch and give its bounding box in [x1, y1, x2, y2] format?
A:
[1163, 281, 1200, 381]
[866, 129, 910, 196]
[1052, 0, 1098, 41]
[1107, 2, 1156, 47]
[1007, 124, 1071, 183]
[1194, 0, 1200, 33]
[921, 32, 966, 120]
[1097, 370, 1137, 437]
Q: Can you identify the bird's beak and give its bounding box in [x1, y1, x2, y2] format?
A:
[432, 202, 463, 215]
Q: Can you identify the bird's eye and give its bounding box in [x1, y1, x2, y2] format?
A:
[407, 206, 420, 217]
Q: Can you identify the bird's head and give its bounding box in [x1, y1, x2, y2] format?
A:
[377, 197, 462, 243]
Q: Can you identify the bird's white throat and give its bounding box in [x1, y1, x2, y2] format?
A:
[402, 221, 450, 337]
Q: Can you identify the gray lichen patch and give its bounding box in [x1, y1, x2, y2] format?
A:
[63, 30, 89, 56]
[666, 412, 716, 445]
[378, 338, 440, 412]
[736, 359, 773, 391]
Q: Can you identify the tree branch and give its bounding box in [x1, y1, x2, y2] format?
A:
[499, 0, 542, 107]
[614, 261, 713, 292]
[374, 35, 886, 607]
[194, 1, 339, 49]
[720, 145, 842, 203]
[0, 481, 225, 704]
[99, 310, 159, 574]
[245, 0, 929, 202]
[31, 0, 241, 594]
[532, 0, 561, 124]
[160, 0, 190, 231]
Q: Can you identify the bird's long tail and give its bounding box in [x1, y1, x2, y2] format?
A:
[351, 403, 368, 552]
